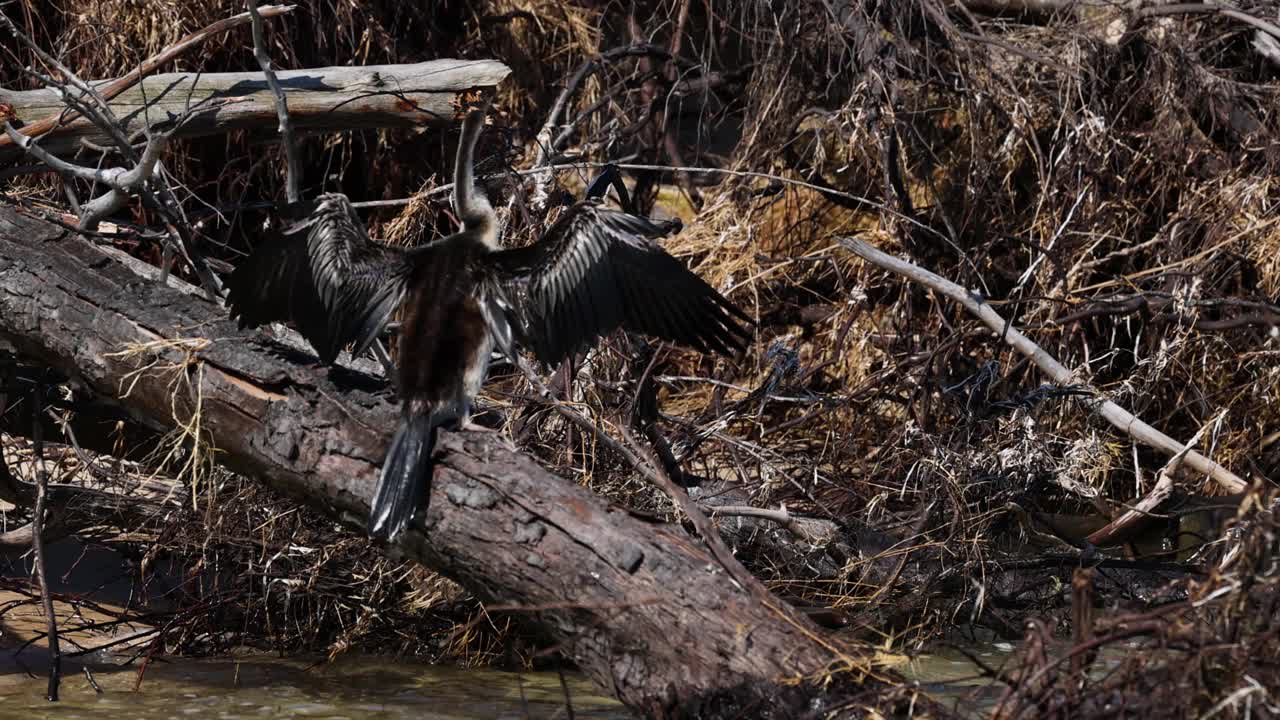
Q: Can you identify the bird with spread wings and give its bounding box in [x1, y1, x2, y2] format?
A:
[227, 106, 751, 541]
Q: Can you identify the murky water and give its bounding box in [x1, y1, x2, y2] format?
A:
[0, 642, 1028, 719]
[0, 539, 627, 718]
[0, 654, 628, 719]
[0, 583, 1008, 720]
[900, 642, 1017, 715]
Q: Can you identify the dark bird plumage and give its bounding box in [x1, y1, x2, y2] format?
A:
[226, 106, 752, 542]
[225, 194, 411, 365]
[485, 204, 751, 365]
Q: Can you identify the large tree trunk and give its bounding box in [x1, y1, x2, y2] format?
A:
[0, 60, 511, 161]
[0, 206, 882, 714]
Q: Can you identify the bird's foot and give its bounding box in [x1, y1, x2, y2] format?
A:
[368, 340, 401, 394]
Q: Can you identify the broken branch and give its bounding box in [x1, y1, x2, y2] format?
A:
[1085, 414, 1224, 547]
[707, 504, 840, 546]
[4, 122, 172, 230]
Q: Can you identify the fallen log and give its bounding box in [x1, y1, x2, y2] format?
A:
[0, 206, 885, 714]
[0, 60, 510, 162]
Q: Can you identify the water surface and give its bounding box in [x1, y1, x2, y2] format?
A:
[0, 654, 627, 719]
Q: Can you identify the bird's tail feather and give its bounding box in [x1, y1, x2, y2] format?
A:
[368, 410, 446, 541]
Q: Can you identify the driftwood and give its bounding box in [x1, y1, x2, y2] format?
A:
[0, 206, 875, 713]
[0, 5, 296, 155]
[0, 60, 511, 162]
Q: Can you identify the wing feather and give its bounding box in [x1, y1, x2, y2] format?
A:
[485, 201, 751, 366]
[227, 193, 411, 364]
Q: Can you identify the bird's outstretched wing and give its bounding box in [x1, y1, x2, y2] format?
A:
[226, 193, 412, 364]
[485, 200, 751, 365]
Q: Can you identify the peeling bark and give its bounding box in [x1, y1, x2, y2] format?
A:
[0, 206, 872, 713]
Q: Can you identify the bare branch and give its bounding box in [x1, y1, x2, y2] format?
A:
[3, 122, 122, 184]
[840, 236, 1248, 494]
[529, 44, 701, 210]
[248, 1, 301, 203]
[1254, 30, 1280, 68]
[5, 121, 172, 231]
[707, 504, 840, 545]
[0, 18, 223, 297]
[0, 12, 135, 158]
[1, 60, 509, 163]
[1136, 3, 1280, 44]
[3, 122, 169, 191]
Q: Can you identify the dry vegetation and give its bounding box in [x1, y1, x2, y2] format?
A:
[2, 0, 1279, 715]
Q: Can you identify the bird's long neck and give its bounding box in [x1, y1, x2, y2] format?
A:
[452, 109, 498, 249]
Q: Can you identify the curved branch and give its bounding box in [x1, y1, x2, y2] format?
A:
[1136, 3, 1280, 43]
[840, 237, 1248, 494]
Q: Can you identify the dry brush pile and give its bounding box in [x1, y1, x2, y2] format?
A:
[2, 0, 1279, 712]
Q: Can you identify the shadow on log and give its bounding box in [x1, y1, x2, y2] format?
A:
[0, 206, 912, 715]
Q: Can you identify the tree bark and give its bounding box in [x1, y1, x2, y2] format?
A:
[0, 206, 873, 714]
[0, 60, 511, 162]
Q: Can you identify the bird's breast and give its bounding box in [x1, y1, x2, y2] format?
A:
[397, 258, 492, 414]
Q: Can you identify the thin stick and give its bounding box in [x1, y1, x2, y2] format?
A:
[1, 122, 132, 185]
[556, 667, 576, 720]
[82, 667, 103, 694]
[839, 236, 1247, 494]
[707, 504, 835, 545]
[351, 160, 933, 239]
[248, 1, 301, 203]
[0, 5, 296, 150]
[29, 383, 61, 701]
